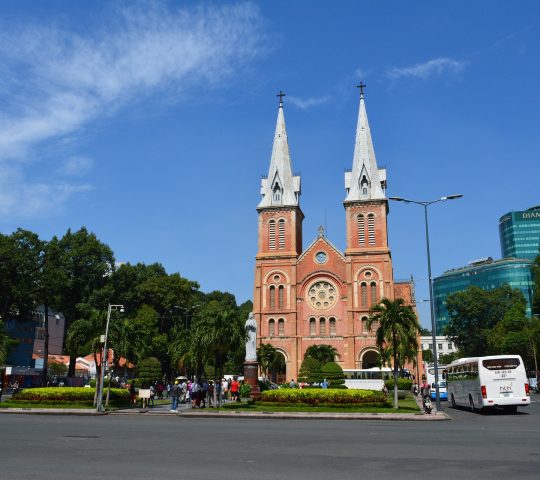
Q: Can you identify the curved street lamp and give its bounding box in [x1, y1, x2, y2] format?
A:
[388, 194, 463, 413]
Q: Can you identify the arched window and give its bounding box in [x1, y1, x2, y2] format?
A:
[367, 214, 375, 245]
[361, 282, 367, 306]
[278, 285, 284, 309]
[269, 220, 276, 250]
[320, 318, 326, 336]
[272, 182, 282, 203]
[269, 319, 275, 336]
[370, 282, 378, 306]
[278, 318, 285, 336]
[361, 315, 369, 333]
[329, 317, 336, 336]
[269, 285, 276, 308]
[278, 219, 285, 249]
[357, 214, 365, 246]
[309, 317, 316, 336]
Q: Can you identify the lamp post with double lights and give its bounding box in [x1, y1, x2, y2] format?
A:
[96, 304, 124, 413]
[388, 194, 463, 412]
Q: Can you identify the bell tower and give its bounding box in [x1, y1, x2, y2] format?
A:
[253, 92, 303, 377]
[343, 84, 395, 367]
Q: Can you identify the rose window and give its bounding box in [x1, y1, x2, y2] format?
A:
[307, 281, 337, 310]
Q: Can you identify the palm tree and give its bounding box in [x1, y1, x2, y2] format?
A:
[257, 343, 278, 380]
[304, 344, 338, 365]
[368, 297, 419, 409]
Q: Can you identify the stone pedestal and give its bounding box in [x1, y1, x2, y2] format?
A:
[243, 361, 261, 400]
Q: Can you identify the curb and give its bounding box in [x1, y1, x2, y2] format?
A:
[174, 410, 450, 421]
[0, 408, 105, 416]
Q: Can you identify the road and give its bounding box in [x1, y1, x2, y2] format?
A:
[0, 394, 539, 480]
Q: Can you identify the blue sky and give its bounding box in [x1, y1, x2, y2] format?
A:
[1, 1, 539, 327]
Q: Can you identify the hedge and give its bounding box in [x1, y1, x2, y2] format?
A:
[384, 378, 413, 391]
[261, 388, 386, 406]
[13, 387, 129, 402]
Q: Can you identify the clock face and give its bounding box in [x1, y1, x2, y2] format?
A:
[315, 251, 327, 264]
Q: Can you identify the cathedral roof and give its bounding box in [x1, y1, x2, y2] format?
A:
[344, 91, 386, 202]
[258, 96, 301, 209]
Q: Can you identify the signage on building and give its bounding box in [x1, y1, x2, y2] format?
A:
[521, 211, 540, 220]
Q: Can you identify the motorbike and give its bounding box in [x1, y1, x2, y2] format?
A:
[423, 395, 432, 414]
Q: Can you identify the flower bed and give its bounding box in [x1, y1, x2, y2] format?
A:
[13, 387, 129, 403]
[260, 388, 387, 406]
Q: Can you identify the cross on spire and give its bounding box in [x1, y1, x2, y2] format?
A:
[356, 81, 366, 96]
[277, 90, 286, 106]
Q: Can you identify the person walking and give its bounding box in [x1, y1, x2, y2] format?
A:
[170, 380, 180, 412]
[129, 382, 136, 408]
[230, 378, 239, 402]
[149, 383, 156, 408]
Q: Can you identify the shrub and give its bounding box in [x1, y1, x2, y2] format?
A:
[240, 383, 252, 398]
[298, 357, 322, 384]
[13, 387, 129, 403]
[260, 388, 385, 406]
[321, 362, 346, 387]
[384, 378, 413, 391]
[137, 357, 162, 382]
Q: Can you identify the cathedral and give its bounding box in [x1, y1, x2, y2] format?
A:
[253, 89, 418, 382]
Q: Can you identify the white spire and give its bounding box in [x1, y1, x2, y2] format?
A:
[344, 91, 386, 202]
[258, 95, 301, 208]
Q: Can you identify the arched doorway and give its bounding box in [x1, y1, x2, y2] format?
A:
[361, 350, 378, 369]
[271, 351, 287, 384]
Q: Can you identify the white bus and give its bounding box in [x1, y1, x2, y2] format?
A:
[424, 363, 448, 400]
[447, 355, 531, 413]
[343, 367, 393, 390]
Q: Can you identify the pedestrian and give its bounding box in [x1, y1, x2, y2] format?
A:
[289, 379, 297, 389]
[181, 381, 187, 403]
[149, 383, 156, 408]
[321, 378, 328, 389]
[215, 380, 221, 407]
[201, 379, 208, 408]
[170, 380, 180, 412]
[129, 382, 136, 407]
[231, 378, 239, 401]
[221, 378, 228, 402]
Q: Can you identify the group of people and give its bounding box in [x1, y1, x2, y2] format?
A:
[169, 377, 243, 412]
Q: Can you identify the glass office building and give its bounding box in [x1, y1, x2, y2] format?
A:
[433, 257, 534, 333]
[499, 206, 540, 260]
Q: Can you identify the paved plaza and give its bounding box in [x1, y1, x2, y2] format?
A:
[0, 394, 539, 480]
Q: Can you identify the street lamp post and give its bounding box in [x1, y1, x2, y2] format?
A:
[96, 304, 124, 413]
[388, 194, 463, 412]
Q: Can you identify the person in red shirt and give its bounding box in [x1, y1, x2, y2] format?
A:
[230, 378, 240, 402]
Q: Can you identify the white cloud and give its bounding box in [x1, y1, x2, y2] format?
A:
[0, 1, 265, 216]
[287, 96, 330, 110]
[386, 57, 465, 80]
[59, 156, 94, 177]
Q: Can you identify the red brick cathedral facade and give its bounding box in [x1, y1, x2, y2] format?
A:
[253, 92, 417, 381]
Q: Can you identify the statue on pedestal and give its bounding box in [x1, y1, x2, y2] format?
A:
[245, 312, 257, 362]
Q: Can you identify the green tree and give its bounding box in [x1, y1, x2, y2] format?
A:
[422, 349, 433, 363]
[0, 319, 17, 364]
[445, 285, 527, 357]
[532, 251, 540, 317]
[487, 303, 540, 372]
[304, 344, 338, 365]
[298, 357, 322, 384]
[0, 229, 42, 321]
[257, 343, 278, 380]
[368, 297, 419, 409]
[188, 301, 244, 400]
[55, 227, 115, 376]
[137, 357, 162, 383]
[438, 352, 460, 365]
[321, 361, 345, 388]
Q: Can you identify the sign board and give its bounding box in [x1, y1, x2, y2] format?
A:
[138, 389, 150, 399]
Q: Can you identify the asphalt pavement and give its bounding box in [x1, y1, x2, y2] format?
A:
[0, 393, 538, 480]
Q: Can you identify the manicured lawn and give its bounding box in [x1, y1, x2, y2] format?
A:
[217, 394, 420, 414]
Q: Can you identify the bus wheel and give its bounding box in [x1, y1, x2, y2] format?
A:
[502, 405, 517, 414]
[450, 394, 456, 408]
[469, 396, 475, 413]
